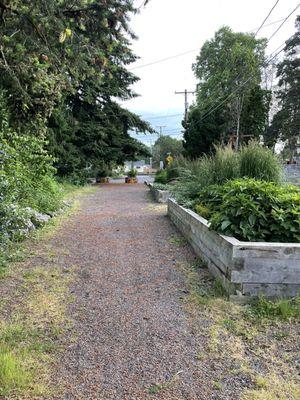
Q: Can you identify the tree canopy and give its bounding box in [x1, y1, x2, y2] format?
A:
[0, 0, 153, 180]
[152, 135, 183, 167]
[184, 26, 270, 157]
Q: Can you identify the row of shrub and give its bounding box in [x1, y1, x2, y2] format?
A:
[155, 142, 299, 243]
[0, 101, 64, 243]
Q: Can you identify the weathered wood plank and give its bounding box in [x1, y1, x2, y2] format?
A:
[242, 283, 300, 298]
[231, 258, 300, 284]
[168, 199, 300, 299]
[149, 184, 170, 203]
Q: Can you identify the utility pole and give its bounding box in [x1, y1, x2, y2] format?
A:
[156, 125, 166, 138]
[175, 89, 195, 123]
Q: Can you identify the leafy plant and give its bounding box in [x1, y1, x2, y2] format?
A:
[154, 169, 168, 184]
[194, 203, 211, 219]
[0, 94, 63, 242]
[198, 179, 300, 242]
[152, 183, 171, 191]
[127, 169, 137, 178]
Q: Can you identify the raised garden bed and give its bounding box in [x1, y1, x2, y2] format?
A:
[168, 198, 300, 301]
[148, 183, 170, 203]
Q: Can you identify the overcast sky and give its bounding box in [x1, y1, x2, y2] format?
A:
[123, 0, 299, 143]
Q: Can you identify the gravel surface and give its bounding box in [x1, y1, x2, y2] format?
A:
[53, 183, 212, 399]
[1, 184, 298, 399]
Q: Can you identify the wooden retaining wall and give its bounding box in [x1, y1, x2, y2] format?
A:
[168, 199, 300, 300]
[149, 184, 170, 204]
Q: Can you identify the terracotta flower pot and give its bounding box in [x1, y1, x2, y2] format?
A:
[99, 177, 109, 184]
[126, 177, 137, 184]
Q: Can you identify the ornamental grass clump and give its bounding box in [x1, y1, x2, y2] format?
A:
[211, 146, 239, 184]
[239, 140, 282, 183]
[127, 168, 137, 178]
[169, 156, 215, 208]
[170, 142, 284, 208]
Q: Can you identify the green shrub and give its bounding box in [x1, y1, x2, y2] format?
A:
[127, 168, 137, 178]
[171, 143, 284, 207]
[152, 183, 171, 191]
[198, 179, 300, 242]
[0, 95, 62, 242]
[154, 169, 168, 184]
[239, 140, 282, 183]
[166, 165, 179, 181]
[212, 146, 239, 184]
[194, 203, 212, 219]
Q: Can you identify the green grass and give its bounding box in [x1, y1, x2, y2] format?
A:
[0, 321, 45, 395]
[212, 380, 223, 390]
[0, 345, 32, 396]
[0, 185, 93, 397]
[0, 265, 72, 396]
[148, 383, 166, 394]
[168, 235, 187, 246]
[246, 297, 300, 321]
[181, 257, 300, 400]
[147, 371, 182, 395]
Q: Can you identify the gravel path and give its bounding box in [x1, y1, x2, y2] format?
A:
[53, 183, 209, 399]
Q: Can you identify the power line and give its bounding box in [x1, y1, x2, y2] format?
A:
[140, 41, 288, 133]
[193, 2, 300, 127]
[128, 17, 287, 72]
[129, 49, 198, 71]
[196, 2, 292, 125]
[254, 0, 280, 36]
[156, 125, 166, 137]
[135, 5, 298, 127]
[175, 89, 195, 122]
[267, 3, 300, 41]
[249, 16, 286, 31]
[142, 112, 184, 120]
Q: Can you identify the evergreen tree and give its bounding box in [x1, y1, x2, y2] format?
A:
[0, 1, 153, 179]
[183, 106, 225, 157]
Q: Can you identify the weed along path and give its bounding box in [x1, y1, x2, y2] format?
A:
[1, 184, 299, 399]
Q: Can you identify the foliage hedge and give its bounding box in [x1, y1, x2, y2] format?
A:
[0, 97, 62, 241]
[152, 183, 172, 191]
[196, 179, 300, 242]
[154, 169, 168, 184]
